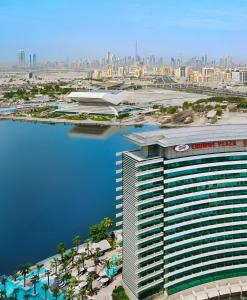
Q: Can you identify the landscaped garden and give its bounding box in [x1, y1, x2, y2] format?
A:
[0, 217, 124, 300]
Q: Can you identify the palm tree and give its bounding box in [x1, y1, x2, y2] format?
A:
[65, 287, 74, 300]
[51, 287, 61, 300]
[45, 270, 51, 286]
[0, 290, 6, 300]
[85, 240, 91, 257]
[102, 217, 113, 230]
[80, 253, 86, 268]
[20, 264, 31, 287]
[93, 248, 101, 273]
[31, 275, 39, 295]
[104, 259, 111, 273]
[62, 259, 69, 272]
[69, 248, 77, 265]
[86, 272, 94, 294]
[105, 259, 111, 268]
[0, 276, 7, 295]
[76, 262, 81, 276]
[36, 263, 44, 279]
[73, 235, 81, 252]
[79, 287, 87, 300]
[13, 288, 19, 300]
[57, 243, 66, 262]
[68, 277, 78, 288]
[51, 258, 59, 275]
[23, 294, 31, 300]
[12, 271, 19, 282]
[42, 283, 49, 300]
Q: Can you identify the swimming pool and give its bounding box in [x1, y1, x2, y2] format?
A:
[0, 268, 64, 299]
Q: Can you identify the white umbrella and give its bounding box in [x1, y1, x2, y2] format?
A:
[100, 277, 109, 283]
[79, 281, 87, 288]
[99, 270, 107, 277]
[78, 247, 86, 254]
[87, 266, 96, 272]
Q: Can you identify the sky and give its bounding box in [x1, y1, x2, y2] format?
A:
[1, 0, 247, 62]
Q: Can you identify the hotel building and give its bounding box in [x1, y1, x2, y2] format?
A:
[116, 125, 247, 300]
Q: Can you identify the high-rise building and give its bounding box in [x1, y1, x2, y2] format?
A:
[29, 54, 32, 66]
[170, 57, 176, 68]
[18, 50, 25, 67]
[33, 54, 37, 66]
[240, 70, 247, 83]
[116, 125, 247, 300]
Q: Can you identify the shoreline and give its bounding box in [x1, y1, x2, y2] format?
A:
[0, 115, 149, 126]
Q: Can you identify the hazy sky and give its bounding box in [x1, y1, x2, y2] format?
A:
[1, 0, 247, 62]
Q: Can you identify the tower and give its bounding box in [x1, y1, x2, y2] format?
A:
[18, 50, 25, 67]
[116, 125, 247, 300]
[33, 54, 37, 66]
[135, 40, 139, 62]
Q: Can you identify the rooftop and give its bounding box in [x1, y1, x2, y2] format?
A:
[67, 91, 129, 105]
[126, 125, 247, 147]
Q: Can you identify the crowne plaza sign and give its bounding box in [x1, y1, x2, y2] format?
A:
[174, 140, 247, 152]
[191, 140, 237, 149]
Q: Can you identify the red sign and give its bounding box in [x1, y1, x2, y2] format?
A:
[192, 140, 237, 149]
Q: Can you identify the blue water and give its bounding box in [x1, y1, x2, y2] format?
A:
[0, 120, 157, 275]
[0, 270, 64, 299]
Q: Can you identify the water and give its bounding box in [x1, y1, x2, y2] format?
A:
[0, 120, 157, 275]
[0, 268, 64, 299]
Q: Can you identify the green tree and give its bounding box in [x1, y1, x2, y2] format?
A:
[86, 272, 94, 294]
[88, 223, 107, 242]
[69, 248, 77, 265]
[102, 217, 113, 230]
[80, 253, 86, 268]
[31, 275, 39, 295]
[93, 247, 101, 273]
[13, 288, 19, 300]
[182, 101, 190, 110]
[0, 276, 7, 294]
[45, 270, 51, 286]
[0, 290, 6, 300]
[23, 294, 31, 300]
[104, 259, 111, 270]
[42, 283, 49, 300]
[57, 243, 66, 262]
[36, 263, 43, 279]
[85, 240, 91, 257]
[68, 277, 78, 288]
[65, 288, 74, 300]
[76, 262, 81, 276]
[216, 108, 223, 116]
[73, 235, 81, 252]
[12, 271, 19, 282]
[51, 258, 59, 275]
[20, 264, 31, 287]
[112, 286, 129, 300]
[51, 287, 61, 300]
[79, 288, 87, 300]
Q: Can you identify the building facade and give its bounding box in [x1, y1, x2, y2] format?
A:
[18, 50, 25, 67]
[116, 125, 247, 300]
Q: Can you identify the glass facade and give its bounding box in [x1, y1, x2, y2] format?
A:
[120, 145, 247, 300]
[164, 153, 247, 295]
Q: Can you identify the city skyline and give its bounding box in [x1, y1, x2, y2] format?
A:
[1, 0, 247, 62]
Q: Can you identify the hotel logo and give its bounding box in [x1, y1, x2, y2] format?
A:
[174, 144, 190, 152]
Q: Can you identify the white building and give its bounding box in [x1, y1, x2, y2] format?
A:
[116, 125, 247, 300]
[65, 91, 129, 115]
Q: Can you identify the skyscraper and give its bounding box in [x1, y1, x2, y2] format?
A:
[135, 40, 140, 62]
[33, 54, 37, 66]
[116, 125, 247, 300]
[18, 50, 25, 67]
[29, 54, 32, 66]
